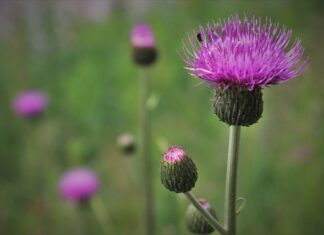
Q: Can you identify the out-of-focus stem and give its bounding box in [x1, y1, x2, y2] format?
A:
[139, 68, 155, 235]
[224, 125, 241, 235]
[185, 191, 226, 235]
[90, 197, 112, 235]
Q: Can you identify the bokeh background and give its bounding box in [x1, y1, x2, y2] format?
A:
[0, 0, 324, 235]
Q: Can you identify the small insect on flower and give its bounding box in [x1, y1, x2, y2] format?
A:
[181, 15, 308, 126]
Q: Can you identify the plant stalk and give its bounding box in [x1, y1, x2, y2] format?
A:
[90, 197, 112, 235]
[185, 191, 226, 235]
[224, 125, 241, 235]
[139, 68, 155, 235]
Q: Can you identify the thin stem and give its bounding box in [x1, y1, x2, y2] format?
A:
[224, 125, 241, 235]
[90, 197, 112, 235]
[139, 68, 155, 235]
[185, 191, 227, 235]
[73, 204, 87, 235]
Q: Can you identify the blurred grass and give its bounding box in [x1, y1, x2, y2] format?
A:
[0, 0, 324, 235]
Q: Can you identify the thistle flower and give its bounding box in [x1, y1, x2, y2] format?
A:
[182, 15, 307, 89]
[131, 23, 157, 66]
[13, 90, 47, 118]
[182, 15, 307, 126]
[161, 146, 198, 193]
[58, 168, 100, 203]
[186, 199, 217, 234]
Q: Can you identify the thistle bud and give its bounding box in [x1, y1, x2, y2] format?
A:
[131, 23, 157, 66]
[117, 133, 136, 155]
[186, 199, 217, 234]
[160, 146, 198, 193]
[213, 86, 263, 126]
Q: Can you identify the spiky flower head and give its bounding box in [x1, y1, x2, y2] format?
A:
[161, 146, 198, 193]
[182, 15, 307, 90]
[58, 168, 100, 203]
[13, 90, 47, 118]
[181, 15, 307, 126]
[186, 199, 217, 234]
[131, 23, 157, 66]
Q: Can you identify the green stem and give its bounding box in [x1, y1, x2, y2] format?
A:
[224, 125, 241, 235]
[73, 204, 87, 235]
[139, 68, 155, 235]
[90, 197, 112, 235]
[185, 191, 227, 235]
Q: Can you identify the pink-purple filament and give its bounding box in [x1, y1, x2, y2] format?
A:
[164, 146, 186, 162]
[182, 15, 307, 90]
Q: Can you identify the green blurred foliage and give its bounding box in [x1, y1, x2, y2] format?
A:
[0, 0, 323, 235]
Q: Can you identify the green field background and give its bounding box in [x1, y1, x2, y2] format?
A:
[0, 0, 323, 235]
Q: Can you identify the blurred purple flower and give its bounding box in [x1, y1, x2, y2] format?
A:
[181, 15, 307, 90]
[13, 90, 47, 118]
[131, 23, 156, 48]
[58, 168, 100, 203]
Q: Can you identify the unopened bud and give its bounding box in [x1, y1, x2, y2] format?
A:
[160, 146, 198, 193]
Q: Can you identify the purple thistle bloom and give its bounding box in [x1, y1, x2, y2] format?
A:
[13, 90, 47, 118]
[181, 15, 307, 90]
[131, 23, 156, 48]
[58, 168, 100, 203]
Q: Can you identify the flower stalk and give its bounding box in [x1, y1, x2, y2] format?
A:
[90, 197, 112, 235]
[160, 14, 308, 235]
[224, 125, 241, 235]
[139, 68, 155, 235]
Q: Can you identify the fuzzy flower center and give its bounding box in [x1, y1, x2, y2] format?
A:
[164, 146, 187, 162]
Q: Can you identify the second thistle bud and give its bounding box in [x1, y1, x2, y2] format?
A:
[213, 86, 263, 126]
[131, 23, 157, 66]
[186, 199, 217, 234]
[160, 146, 198, 193]
[117, 133, 136, 155]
